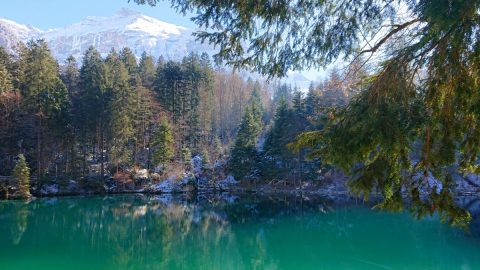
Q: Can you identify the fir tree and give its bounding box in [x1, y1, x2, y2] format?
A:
[181, 146, 192, 171]
[304, 82, 318, 117]
[120, 47, 138, 85]
[292, 88, 304, 115]
[138, 51, 156, 88]
[132, 74, 154, 165]
[12, 154, 31, 199]
[77, 46, 108, 176]
[250, 82, 264, 128]
[105, 51, 135, 172]
[60, 55, 79, 176]
[0, 63, 13, 94]
[21, 39, 70, 180]
[264, 98, 290, 157]
[152, 119, 175, 170]
[228, 106, 262, 180]
[61, 56, 79, 96]
[201, 148, 210, 169]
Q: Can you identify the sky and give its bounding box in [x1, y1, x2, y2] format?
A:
[0, 0, 195, 30]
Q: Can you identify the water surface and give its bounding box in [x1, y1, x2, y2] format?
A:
[0, 194, 479, 270]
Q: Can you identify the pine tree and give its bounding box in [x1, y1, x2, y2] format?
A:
[12, 154, 31, 199]
[152, 119, 175, 170]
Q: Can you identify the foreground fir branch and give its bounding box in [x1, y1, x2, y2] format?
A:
[135, 0, 480, 226]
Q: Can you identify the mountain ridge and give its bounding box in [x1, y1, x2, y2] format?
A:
[0, 9, 314, 87]
[0, 8, 208, 62]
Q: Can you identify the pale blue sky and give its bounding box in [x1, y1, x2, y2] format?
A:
[0, 0, 195, 30]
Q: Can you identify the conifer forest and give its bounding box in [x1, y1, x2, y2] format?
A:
[1, 1, 480, 269]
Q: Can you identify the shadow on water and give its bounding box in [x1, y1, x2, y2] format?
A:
[1, 193, 480, 270]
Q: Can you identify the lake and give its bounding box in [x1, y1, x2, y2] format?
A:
[0, 193, 479, 270]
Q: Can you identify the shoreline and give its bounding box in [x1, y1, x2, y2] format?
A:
[2, 184, 479, 201]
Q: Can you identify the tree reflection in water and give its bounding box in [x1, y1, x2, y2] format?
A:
[0, 194, 479, 270]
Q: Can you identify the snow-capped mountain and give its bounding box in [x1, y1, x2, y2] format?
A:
[0, 8, 211, 62]
[0, 9, 318, 85]
[0, 18, 41, 51]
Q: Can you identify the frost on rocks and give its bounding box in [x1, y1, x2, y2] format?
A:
[66, 180, 79, 192]
[40, 184, 59, 195]
[192, 155, 203, 174]
[216, 175, 239, 190]
[134, 169, 149, 180]
[150, 177, 176, 193]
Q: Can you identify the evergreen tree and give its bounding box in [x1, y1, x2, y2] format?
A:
[304, 82, 318, 117]
[120, 47, 138, 85]
[0, 55, 18, 175]
[264, 98, 291, 157]
[0, 63, 13, 94]
[181, 146, 192, 171]
[61, 56, 79, 96]
[250, 82, 264, 128]
[0, 47, 14, 74]
[132, 74, 154, 165]
[155, 60, 183, 124]
[77, 46, 107, 176]
[105, 50, 135, 172]
[262, 96, 312, 181]
[21, 39, 70, 180]
[10, 42, 28, 91]
[138, 51, 156, 88]
[201, 148, 210, 169]
[228, 106, 261, 179]
[152, 119, 175, 170]
[273, 83, 292, 106]
[292, 88, 304, 115]
[60, 55, 80, 176]
[12, 154, 31, 199]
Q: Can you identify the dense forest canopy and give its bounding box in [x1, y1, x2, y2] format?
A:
[133, 0, 480, 226]
[0, 40, 277, 183]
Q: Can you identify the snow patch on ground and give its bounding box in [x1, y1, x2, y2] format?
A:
[40, 184, 59, 195]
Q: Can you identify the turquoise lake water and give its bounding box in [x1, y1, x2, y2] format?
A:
[0, 194, 479, 270]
